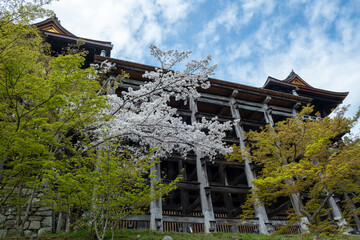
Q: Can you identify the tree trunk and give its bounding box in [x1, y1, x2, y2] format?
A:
[56, 212, 63, 233]
[344, 192, 360, 231]
[16, 185, 36, 236]
[65, 209, 71, 233]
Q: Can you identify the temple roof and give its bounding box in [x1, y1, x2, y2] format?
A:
[263, 71, 348, 116]
[34, 17, 113, 48]
[35, 17, 113, 67]
[94, 55, 312, 107]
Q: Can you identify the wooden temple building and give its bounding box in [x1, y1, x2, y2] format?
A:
[36, 18, 350, 234]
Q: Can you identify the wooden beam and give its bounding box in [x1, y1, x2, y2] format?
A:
[189, 198, 201, 211]
[209, 185, 250, 194]
[267, 201, 292, 218]
[197, 97, 230, 107]
[175, 182, 200, 190]
[229, 172, 247, 186]
[190, 96, 216, 233]
[150, 161, 163, 231]
[229, 97, 272, 234]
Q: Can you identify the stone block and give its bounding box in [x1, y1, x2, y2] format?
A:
[38, 227, 52, 236]
[0, 229, 7, 238]
[29, 220, 41, 230]
[35, 210, 52, 216]
[6, 228, 20, 237]
[24, 230, 36, 237]
[42, 216, 52, 227]
[0, 214, 5, 224]
[5, 208, 16, 215]
[29, 216, 42, 221]
[38, 206, 52, 211]
[24, 220, 30, 229]
[5, 219, 15, 228]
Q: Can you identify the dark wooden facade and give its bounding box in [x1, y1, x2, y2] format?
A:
[36, 18, 350, 234]
[35, 18, 113, 67]
[93, 55, 348, 234]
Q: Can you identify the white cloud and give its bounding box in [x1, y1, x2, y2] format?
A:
[47, 0, 192, 62]
[156, 0, 190, 24]
[242, 0, 275, 23]
[305, 0, 339, 26]
[197, 2, 239, 49]
[45, 0, 360, 122]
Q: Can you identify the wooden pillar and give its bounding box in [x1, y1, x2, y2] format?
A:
[190, 97, 216, 233]
[179, 161, 190, 215]
[229, 95, 271, 234]
[150, 161, 163, 231]
[219, 165, 238, 233]
[328, 196, 353, 232]
[262, 97, 274, 126]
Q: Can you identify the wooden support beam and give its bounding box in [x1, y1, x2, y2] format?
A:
[175, 182, 200, 190]
[190, 96, 216, 233]
[229, 97, 272, 234]
[328, 195, 352, 232]
[187, 167, 197, 181]
[218, 165, 237, 232]
[209, 185, 249, 194]
[267, 201, 292, 218]
[150, 161, 163, 231]
[180, 189, 190, 215]
[232, 207, 243, 218]
[240, 119, 265, 128]
[229, 172, 247, 186]
[189, 197, 201, 211]
[196, 112, 234, 122]
[262, 102, 274, 127]
[197, 97, 230, 107]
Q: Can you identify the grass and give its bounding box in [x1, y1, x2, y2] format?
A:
[27, 229, 360, 240]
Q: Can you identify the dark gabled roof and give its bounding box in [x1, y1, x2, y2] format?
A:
[34, 17, 113, 49]
[283, 70, 312, 87]
[94, 55, 313, 108]
[263, 70, 348, 116]
[263, 70, 348, 100]
[34, 17, 76, 37]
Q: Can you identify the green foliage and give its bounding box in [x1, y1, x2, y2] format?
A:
[0, 1, 179, 238]
[228, 105, 360, 235]
[43, 143, 179, 239]
[40, 228, 360, 240]
[0, 1, 113, 236]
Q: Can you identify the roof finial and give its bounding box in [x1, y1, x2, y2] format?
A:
[285, 69, 296, 80]
[53, 14, 60, 23]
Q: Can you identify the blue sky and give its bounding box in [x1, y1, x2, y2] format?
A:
[48, 0, 360, 129]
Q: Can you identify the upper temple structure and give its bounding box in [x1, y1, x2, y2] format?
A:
[35, 18, 349, 234]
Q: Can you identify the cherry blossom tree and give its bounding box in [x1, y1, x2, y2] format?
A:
[45, 46, 233, 239]
[94, 45, 233, 160]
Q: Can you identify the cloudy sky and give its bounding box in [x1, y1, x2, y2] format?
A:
[47, 0, 360, 126]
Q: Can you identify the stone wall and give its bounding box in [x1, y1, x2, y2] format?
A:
[0, 192, 54, 238]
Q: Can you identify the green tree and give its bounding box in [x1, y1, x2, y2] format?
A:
[229, 106, 360, 236]
[0, 0, 112, 235]
[0, 2, 186, 238]
[42, 140, 179, 240]
[1, 1, 231, 238]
